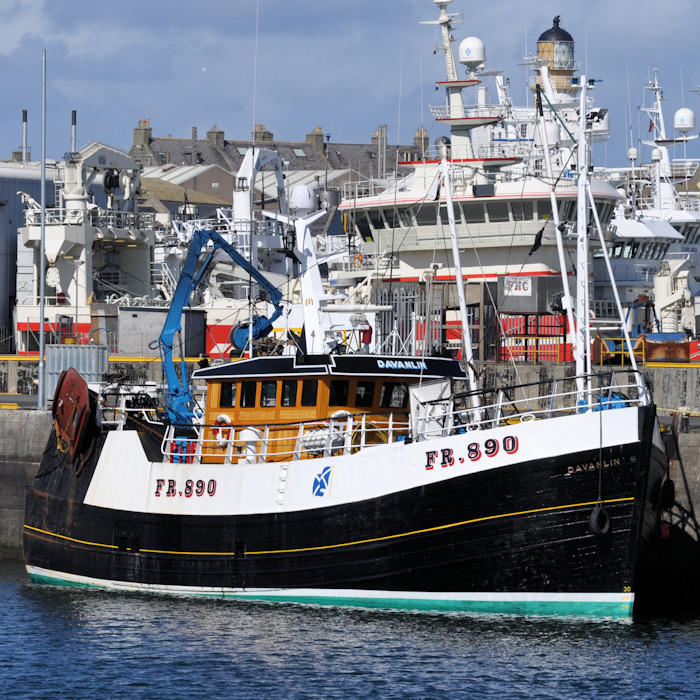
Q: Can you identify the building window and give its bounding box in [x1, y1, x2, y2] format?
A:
[293, 148, 306, 157]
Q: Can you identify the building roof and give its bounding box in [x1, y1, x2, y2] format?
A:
[130, 124, 427, 185]
[140, 177, 232, 205]
[142, 163, 228, 185]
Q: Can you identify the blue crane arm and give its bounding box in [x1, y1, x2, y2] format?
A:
[159, 227, 283, 426]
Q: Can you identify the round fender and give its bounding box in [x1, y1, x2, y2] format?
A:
[589, 505, 611, 536]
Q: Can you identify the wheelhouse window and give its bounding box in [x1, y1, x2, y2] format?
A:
[559, 200, 576, 222]
[260, 381, 277, 407]
[301, 380, 318, 407]
[368, 208, 385, 231]
[329, 380, 349, 406]
[355, 212, 373, 242]
[438, 204, 460, 226]
[486, 201, 509, 223]
[241, 381, 257, 408]
[354, 381, 375, 408]
[536, 200, 553, 222]
[380, 382, 409, 409]
[281, 380, 297, 407]
[415, 202, 437, 226]
[512, 201, 534, 221]
[398, 206, 414, 228]
[462, 202, 485, 224]
[220, 382, 236, 408]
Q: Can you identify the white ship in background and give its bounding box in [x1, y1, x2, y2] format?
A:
[594, 71, 700, 337]
[15, 142, 156, 354]
[335, 2, 620, 358]
[14, 142, 375, 359]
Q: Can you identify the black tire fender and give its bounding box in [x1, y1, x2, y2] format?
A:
[589, 505, 611, 536]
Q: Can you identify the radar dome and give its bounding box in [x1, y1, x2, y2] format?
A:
[458, 37, 485, 70]
[674, 107, 695, 133]
[289, 184, 316, 213]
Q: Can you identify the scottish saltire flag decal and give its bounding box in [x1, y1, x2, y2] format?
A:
[313, 466, 332, 497]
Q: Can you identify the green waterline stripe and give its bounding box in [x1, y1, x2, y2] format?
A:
[26, 567, 633, 619]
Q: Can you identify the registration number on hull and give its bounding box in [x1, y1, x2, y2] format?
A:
[155, 479, 217, 498]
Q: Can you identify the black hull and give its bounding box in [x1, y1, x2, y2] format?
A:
[23, 405, 666, 615]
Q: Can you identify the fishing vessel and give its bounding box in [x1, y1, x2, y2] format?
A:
[23, 83, 668, 617]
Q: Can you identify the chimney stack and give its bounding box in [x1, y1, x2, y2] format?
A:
[133, 118, 153, 147]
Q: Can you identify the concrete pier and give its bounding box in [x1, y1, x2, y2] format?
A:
[0, 409, 52, 557]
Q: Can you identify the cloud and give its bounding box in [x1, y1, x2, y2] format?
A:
[0, 0, 698, 164]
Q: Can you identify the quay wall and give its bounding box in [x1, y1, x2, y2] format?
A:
[2, 360, 700, 559]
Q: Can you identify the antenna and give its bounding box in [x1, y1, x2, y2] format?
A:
[397, 40, 404, 147]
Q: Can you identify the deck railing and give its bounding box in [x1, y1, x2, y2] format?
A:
[423, 369, 647, 439]
[92, 370, 648, 466]
[161, 413, 410, 465]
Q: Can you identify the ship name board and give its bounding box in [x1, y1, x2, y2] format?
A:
[567, 457, 621, 475]
[377, 359, 428, 370]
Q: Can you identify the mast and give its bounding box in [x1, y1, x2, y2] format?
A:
[440, 158, 480, 409]
[38, 50, 47, 410]
[535, 85, 577, 361]
[575, 77, 592, 402]
[641, 71, 675, 211]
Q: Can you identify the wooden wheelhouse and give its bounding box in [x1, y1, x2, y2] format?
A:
[194, 354, 467, 463]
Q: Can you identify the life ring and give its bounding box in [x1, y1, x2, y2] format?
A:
[589, 504, 611, 536]
[213, 413, 233, 447]
[354, 254, 363, 270]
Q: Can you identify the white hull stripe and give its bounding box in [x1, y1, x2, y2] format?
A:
[26, 566, 634, 619]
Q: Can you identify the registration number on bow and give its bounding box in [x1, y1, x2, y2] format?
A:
[425, 436, 518, 469]
[155, 478, 217, 497]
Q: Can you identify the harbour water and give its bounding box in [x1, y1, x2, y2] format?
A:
[3, 562, 700, 699]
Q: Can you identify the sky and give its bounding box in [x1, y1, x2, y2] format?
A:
[1, 0, 699, 170]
